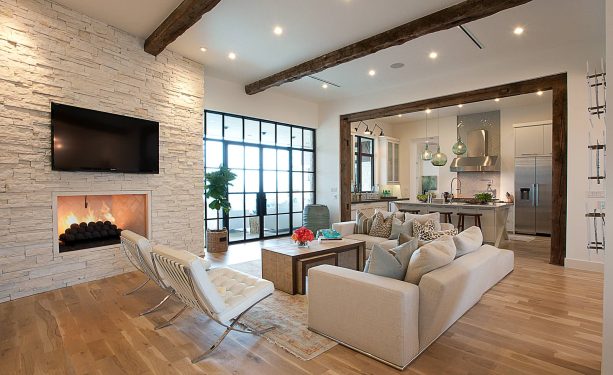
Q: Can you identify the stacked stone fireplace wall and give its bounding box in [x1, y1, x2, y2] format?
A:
[0, 0, 205, 301]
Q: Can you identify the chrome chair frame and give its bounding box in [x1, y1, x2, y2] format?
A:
[121, 234, 174, 315]
[151, 251, 275, 363]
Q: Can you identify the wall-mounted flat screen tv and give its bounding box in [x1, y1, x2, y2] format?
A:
[51, 103, 159, 173]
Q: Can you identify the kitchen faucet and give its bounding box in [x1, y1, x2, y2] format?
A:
[450, 177, 462, 200]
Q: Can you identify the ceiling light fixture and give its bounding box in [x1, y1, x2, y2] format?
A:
[536, 90, 544, 96]
[368, 69, 376, 76]
[228, 52, 237, 60]
[429, 51, 438, 59]
[425, 108, 432, 114]
[390, 62, 405, 69]
[273, 26, 283, 35]
[397, 114, 402, 118]
[513, 26, 524, 35]
[421, 112, 433, 161]
[494, 98, 500, 102]
[322, 83, 328, 89]
[200, 47, 207, 52]
[457, 104, 463, 108]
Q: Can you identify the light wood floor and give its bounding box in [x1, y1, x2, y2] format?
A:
[0, 237, 603, 374]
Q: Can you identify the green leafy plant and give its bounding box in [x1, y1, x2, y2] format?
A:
[417, 194, 428, 202]
[474, 192, 494, 204]
[205, 165, 237, 231]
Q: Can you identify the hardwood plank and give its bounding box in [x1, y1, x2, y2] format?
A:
[144, 0, 221, 56]
[245, 0, 532, 94]
[0, 236, 602, 374]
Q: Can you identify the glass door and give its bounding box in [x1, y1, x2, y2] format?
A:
[204, 111, 316, 244]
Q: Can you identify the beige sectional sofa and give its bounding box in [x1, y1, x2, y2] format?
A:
[307, 242, 514, 369]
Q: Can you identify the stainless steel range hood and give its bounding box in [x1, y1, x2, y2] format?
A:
[450, 129, 500, 172]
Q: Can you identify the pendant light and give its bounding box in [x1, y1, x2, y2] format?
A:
[420, 109, 433, 161]
[452, 105, 467, 155]
[431, 109, 448, 167]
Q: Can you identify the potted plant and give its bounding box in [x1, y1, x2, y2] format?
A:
[291, 226, 315, 247]
[474, 192, 494, 204]
[205, 165, 236, 253]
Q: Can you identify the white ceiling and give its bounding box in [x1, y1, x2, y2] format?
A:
[52, 0, 604, 103]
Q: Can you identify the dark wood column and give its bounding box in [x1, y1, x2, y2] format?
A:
[339, 117, 352, 221]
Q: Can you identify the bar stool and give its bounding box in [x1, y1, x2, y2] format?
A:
[457, 213, 482, 232]
[431, 211, 452, 224]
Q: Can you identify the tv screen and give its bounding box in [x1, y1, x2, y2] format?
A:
[52, 103, 159, 173]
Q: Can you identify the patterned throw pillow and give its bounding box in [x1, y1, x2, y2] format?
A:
[356, 211, 373, 234]
[413, 220, 458, 241]
[369, 212, 393, 238]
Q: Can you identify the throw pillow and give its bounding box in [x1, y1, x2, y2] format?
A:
[404, 212, 442, 231]
[405, 235, 457, 284]
[413, 219, 437, 241]
[365, 240, 419, 280]
[369, 212, 393, 238]
[356, 211, 373, 234]
[398, 233, 416, 245]
[375, 209, 406, 222]
[388, 217, 412, 240]
[453, 226, 483, 258]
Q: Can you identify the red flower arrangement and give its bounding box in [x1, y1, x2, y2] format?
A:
[291, 226, 314, 246]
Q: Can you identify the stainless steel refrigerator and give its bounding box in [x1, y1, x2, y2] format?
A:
[514, 156, 552, 235]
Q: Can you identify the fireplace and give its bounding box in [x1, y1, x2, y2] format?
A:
[53, 192, 151, 253]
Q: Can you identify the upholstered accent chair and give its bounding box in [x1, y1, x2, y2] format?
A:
[151, 244, 275, 363]
[120, 230, 175, 315]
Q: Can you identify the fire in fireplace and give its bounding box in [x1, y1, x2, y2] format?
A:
[55, 193, 149, 253]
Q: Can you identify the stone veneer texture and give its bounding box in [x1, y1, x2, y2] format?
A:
[0, 0, 205, 301]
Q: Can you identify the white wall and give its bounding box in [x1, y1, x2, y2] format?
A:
[204, 75, 319, 128]
[316, 38, 603, 269]
[602, 1, 612, 373]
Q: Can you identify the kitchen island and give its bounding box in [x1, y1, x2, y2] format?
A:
[394, 201, 513, 247]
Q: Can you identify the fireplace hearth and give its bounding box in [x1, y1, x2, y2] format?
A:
[53, 192, 150, 253]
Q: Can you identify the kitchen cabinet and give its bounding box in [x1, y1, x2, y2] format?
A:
[378, 137, 400, 184]
[514, 123, 552, 156]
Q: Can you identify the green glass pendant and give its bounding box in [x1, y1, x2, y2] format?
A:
[431, 145, 448, 166]
[421, 143, 433, 161]
[452, 137, 467, 155]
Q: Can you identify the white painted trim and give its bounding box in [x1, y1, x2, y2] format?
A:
[512, 120, 552, 128]
[52, 190, 152, 256]
[564, 258, 604, 272]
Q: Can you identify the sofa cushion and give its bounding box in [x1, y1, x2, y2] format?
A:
[364, 240, 419, 280]
[453, 226, 483, 258]
[346, 234, 390, 250]
[404, 212, 442, 231]
[405, 235, 457, 284]
[389, 217, 412, 240]
[369, 212, 393, 238]
[375, 209, 406, 221]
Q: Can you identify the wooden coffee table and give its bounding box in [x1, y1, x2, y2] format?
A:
[261, 238, 366, 295]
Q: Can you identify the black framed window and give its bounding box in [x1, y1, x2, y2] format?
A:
[354, 136, 374, 192]
[204, 110, 316, 244]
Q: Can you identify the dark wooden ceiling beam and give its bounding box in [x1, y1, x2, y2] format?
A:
[245, 0, 532, 95]
[145, 0, 221, 56]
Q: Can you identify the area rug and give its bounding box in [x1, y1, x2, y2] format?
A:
[227, 260, 337, 360]
[508, 234, 536, 242]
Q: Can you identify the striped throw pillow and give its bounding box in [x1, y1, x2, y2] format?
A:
[356, 211, 373, 234]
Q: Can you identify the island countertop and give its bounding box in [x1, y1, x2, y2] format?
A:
[394, 201, 514, 210]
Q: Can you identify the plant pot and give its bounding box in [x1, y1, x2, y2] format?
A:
[206, 228, 228, 253]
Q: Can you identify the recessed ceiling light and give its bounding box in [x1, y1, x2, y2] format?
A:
[514, 26, 524, 35]
[494, 98, 500, 102]
[368, 69, 376, 76]
[536, 90, 543, 96]
[397, 114, 402, 118]
[273, 26, 283, 36]
[390, 62, 405, 69]
[322, 83, 328, 89]
[457, 104, 463, 108]
[228, 52, 237, 60]
[429, 51, 438, 59]
[425, 109, 432, 114]
[200, 47, 207, 52]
